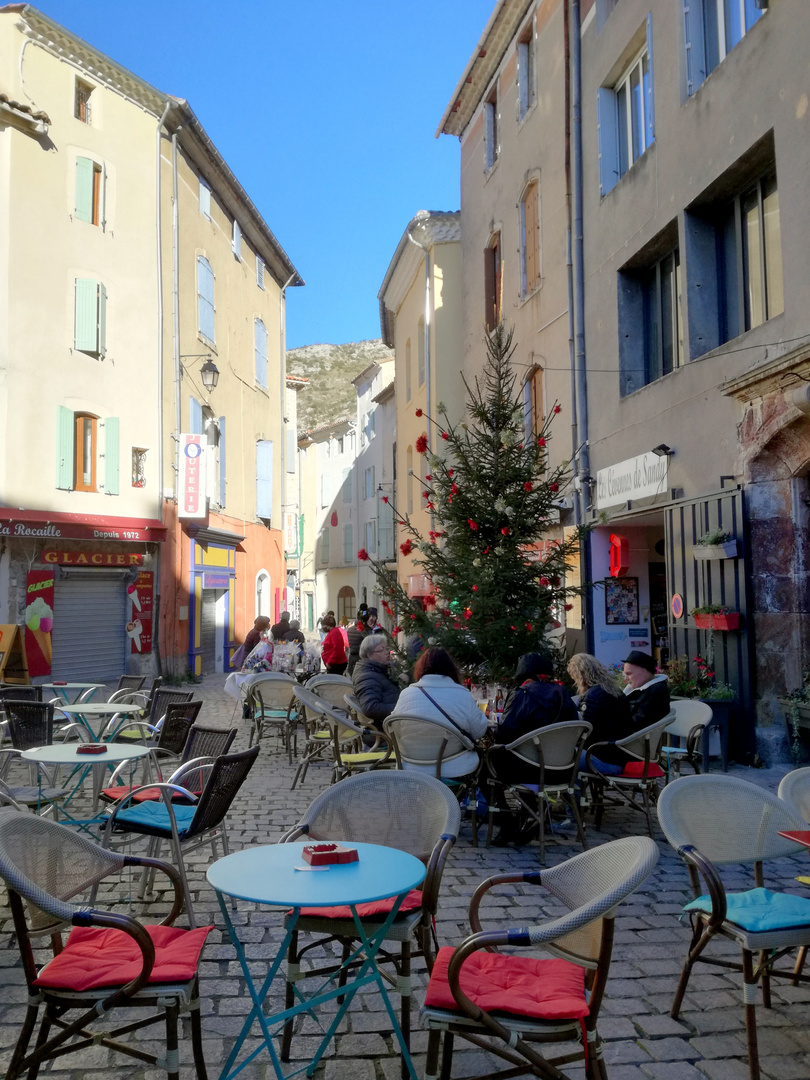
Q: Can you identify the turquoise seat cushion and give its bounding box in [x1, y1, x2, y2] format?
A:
[114, 801, 196, 838]
[684, 887, 810, 932]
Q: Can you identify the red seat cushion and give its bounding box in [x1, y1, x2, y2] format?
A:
[298, 888, 423, 920]
[622, 762, 664, 779]
[423, 946, 588, 1020]
[33, 923, 212, 991]
[100, 785, 202, 804]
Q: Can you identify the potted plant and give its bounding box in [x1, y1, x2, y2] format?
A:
[692, 528, 738, 560]
[667, 654, 735, 763]
[690, 604, 741, 631]
[777, 673, 810, 763]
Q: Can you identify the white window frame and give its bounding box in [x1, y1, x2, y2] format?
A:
[517, 17, 536, 122]
[597, 16, 655, 196]
[614, 45, 653, 177]
[232, 219, 242, 260]
[199, 177, 211, 218]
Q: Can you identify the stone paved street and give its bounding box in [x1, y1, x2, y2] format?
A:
[1, 673, 809, 1080]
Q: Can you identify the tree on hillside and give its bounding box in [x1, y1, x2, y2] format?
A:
[358, 322, 583, 680]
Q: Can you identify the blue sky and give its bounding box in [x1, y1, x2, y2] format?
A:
[34, 1, 495, 349]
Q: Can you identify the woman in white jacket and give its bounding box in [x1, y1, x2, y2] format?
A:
[393, 647, 488, 778]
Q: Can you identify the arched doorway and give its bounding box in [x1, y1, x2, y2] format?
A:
[255, 571, 271, 619]
[337, 585, 355, 625]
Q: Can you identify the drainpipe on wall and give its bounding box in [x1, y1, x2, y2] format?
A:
[280, 272, 295, 612]
[570, 0, 594, 651]
[405, 224, 433, 532]
[171, 129, 183, 491]
[153, 100, 171, 678]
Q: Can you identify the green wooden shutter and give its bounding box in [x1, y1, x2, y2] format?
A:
[74, 279, 98, 352]
[98, 283, 107, 358]
[75, 157, 94, 222]
[56, 406, 74, 489]
[104, 417, 119, 495]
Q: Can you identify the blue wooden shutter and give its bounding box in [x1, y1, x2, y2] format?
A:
[683, 1, 707, 97]
[74, 279, 98, 352]
[189, 396, 203, 435]
[646, 13, 656, 141]
[75, 157, 94, 222]
[103, 417, 119, 494]
[596, 88, 620, 196]
[98, 283, 107, 358]
[218, 416, 226, 507]
[256, 440, 273, 519]
[197, 257, 215, 343]
[56, 406, 74, 489]
[344, 523, 353, 563]
[254, 319, 267, 388]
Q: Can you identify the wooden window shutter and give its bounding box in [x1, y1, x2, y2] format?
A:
[256, 440, 273, 519]
[525, 184, 539, 291]
[197, 257, 215, 343]
[74, 279, 98, 352]
[56, 405, 74, 489]
[104, 417, 119, 494]
[75, 157, 94, 222]
[189, 396, 203, 435]
[218, 416, 226, 507]
[254, 319, 267, 387]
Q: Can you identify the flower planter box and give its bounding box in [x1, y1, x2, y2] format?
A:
[779, 699, 810, 742]
[693, 612, 741, 631]
[692, 539, 738, 560]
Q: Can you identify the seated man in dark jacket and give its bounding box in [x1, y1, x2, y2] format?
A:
[622, 650, 670, 729]
[352, 634, 400, 728]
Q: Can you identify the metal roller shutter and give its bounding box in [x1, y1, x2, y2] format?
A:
[200, 591, 218, 674]
[52, 571, 127, 681]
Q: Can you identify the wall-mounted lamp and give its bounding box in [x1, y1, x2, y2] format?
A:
[651, 443, 674, 457]
[200, 358, 220, 392]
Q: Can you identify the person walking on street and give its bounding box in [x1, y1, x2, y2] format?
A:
[321, 615, 347, 675]
[271, 611, 291, 641]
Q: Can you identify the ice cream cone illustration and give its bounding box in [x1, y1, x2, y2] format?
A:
[25, 597, 53, 666]
[126, 619, 143, 652]
[127, 583, 141, 611]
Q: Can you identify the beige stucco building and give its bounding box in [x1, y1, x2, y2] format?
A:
[378, 211, 463, 599]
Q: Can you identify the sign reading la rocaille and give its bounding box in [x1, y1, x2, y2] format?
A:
[41, 551, 144, 566]
[596, 453, 669, 510]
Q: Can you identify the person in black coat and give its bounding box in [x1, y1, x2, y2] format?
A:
[568, 652, 634, 775]
[352, 635, 400, 728]
[487, 653, 579, 845]
[346, 610, 370, 676]
[271, 611, 291, 641]
[622, 650, 670, 729]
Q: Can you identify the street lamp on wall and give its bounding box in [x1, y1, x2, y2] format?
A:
[200, 358, 220, 392]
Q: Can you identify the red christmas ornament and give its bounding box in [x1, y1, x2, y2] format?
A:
[510, 625, 517, 631]
[549, 481, 559, 493]
[467, 519, 478, 530]
[357, 549, 369, 562]
[564, 604, 574, 611]
[524, 481, 533, 491]
[425, 594, 436, 606]
[483, 546, 490, 554]
[463, 607, 472, 620]
[450, 483, 458, 495]
[416, 434, 428, 454]
[472, 584, 478, 591]
[423, 490, 430, 500]
[540, 576, 550, 586]
[537, 437, 546, 447]
[441, 431, 449, 441]
[500, 527, 510, 536]
[392, 626, 401, 634]
[526, 623, 533, 632]
[448, 469, 455, 478]
[410, 614, 417, 620]
[415, 408, 423, 417]
[382, 495, 389, 504]
[425, 474, 432, 481]
[554, 404, 561, 414]
[400, 539, 414, 556]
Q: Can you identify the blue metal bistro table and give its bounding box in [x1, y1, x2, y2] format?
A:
[207, 841, 426, 1080]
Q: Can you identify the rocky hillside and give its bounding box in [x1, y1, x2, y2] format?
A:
[288, 340, 394, 434]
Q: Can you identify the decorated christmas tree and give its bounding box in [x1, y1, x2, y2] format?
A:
[358, 322, 583, 680]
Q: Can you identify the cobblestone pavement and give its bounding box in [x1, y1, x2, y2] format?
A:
[1, 673, 809, 1080]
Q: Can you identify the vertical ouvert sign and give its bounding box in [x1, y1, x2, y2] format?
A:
[178, 434, 207, 519]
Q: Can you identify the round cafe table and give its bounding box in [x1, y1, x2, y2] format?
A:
[207, 841, 426, 1080]
[39, 682, 105, 704]
[55, 701, 143, 740]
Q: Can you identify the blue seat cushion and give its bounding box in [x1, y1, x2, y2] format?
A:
[114, 801, 196, 838]
[684, 887, 810, 932]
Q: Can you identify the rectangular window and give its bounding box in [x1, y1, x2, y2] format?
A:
[254, 319, 267, 388]
[197, 256, 215, 345]
[378, 492, 394, 560]
[719, 173, 783, 342]
[520, 182, 541, 297]
[256, 255, 265, 289]
[132, 447, 147, 488]
[364, 466, 375, 500]
[256, 440, 273, 520]
[517, 19, 535, 121]
[364, 520, 376, 556]
[367, 407, 377, 440]
[74, 279, 107, 358]
[417, 322, 426, 386]
[684, 0, 764, 96]
[643, 250, 685, 383]
[598, 17, 655, 196]
[484, 86, 498, 171]
[74, 414, 97, 492]
[74, 78, 93, 123]
[484, 233, 502, 331]
[199, 178, 211, 218]
[343, 524, 354, 564]
[320, 528, 330, 566]
[232, 219, 242, 260]
[405, 338, 412, 402]
[75, 157, 104, 227]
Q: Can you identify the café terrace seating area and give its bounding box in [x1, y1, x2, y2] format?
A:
[0, 671, 809, 1080]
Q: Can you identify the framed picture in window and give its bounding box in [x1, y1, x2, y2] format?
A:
[605, 578, 639, 625]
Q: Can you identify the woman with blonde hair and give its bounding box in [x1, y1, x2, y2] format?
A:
[567, 652, 634, 775]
